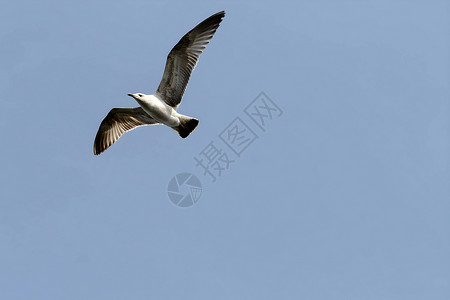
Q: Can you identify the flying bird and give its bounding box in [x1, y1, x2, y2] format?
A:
[93, 11, 225, 155]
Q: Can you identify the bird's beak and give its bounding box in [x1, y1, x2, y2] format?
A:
[128, 93, 135, 97]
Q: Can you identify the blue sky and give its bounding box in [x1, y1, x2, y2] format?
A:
[1, 0, 449, 299]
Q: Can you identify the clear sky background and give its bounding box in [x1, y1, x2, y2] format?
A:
[1, 0, 449, 299]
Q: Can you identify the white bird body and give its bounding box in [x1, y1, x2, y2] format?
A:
[130, 93, 181, 127]
[93, 11, 225, 155]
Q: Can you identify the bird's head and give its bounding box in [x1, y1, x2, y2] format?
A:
[128, 93, 145, 100]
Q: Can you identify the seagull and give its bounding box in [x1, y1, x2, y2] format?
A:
[93, 11, 225, 155]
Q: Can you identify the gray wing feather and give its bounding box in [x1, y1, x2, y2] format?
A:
[155, 11, 225, 108]
[94, 107, 158, 155]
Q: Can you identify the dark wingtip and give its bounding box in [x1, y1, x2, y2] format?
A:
[206, 11, 225, 23]
[93, 133, 106, 156]
[93, 144, 101, 155]
[214, 11, 225, 20]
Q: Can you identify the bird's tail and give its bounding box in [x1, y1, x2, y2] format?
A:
[174, 115, 199, 138]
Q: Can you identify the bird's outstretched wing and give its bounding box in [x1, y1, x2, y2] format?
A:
[155, 11, 225, 108]
[94, 107, 158, 155]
